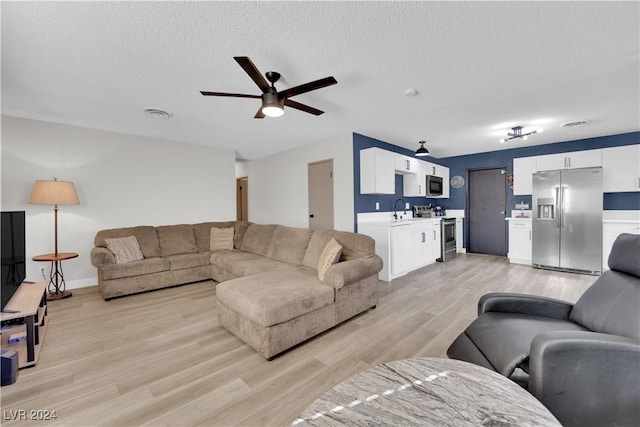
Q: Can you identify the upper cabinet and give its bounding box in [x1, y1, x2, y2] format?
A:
[394, 155, 419, 174]
[360, 148, 395, 194]
[403, 161, 426, 197]
[513, 145, 639, 195]
[602, 145, 640, 192]
[536, 149, 602, 171]
[513, 157, 537, 195]
[360, 148, 450, 198]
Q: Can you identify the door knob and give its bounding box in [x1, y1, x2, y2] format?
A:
[500, 211, 505, 215]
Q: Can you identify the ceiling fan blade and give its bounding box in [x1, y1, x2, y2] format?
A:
[284, 99, 324, 116]
[234, 56, 270, 93]
[200, 91, 261, 99]
[254, 107, 265, 119]
[279, 76, 337, 99]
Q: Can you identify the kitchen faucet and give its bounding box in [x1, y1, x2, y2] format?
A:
[393, 198, 407, 220]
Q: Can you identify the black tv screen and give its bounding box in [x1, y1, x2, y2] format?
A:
[1, 211, 26, 310]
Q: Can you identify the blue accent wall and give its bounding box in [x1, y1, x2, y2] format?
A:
[353, 131, 639, 229]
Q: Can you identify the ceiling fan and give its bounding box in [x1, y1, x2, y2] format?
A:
[200, 56, 337, 119]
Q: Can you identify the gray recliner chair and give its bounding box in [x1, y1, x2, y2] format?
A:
[447, 233, 640, 427]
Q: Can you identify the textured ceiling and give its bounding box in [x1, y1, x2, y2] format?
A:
[2, 1, 639, 160]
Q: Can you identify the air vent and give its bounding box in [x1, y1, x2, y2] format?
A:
[561, 121, 588, 128]
[143, 108, 172, 119]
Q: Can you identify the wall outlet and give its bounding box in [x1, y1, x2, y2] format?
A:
[375, 202, 380, 210]
[405, 202, 410, 210]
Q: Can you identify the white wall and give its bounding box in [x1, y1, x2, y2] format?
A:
[245, 134, 354, 231]
[1, 116, 236, 287]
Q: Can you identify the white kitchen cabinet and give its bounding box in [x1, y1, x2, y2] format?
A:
[360, 148, 395, 194]
[507, 219, 532, 264]
[403, 162, 425, 197]
[602, 145, 640, 192]
[394, 155, 419, 174]
[536, 149, 602, 171]
[434, 164, 450, 199]
[358, 219, 440, 281]
[513, 156, 537, 195]
[602, 221, 640, 270]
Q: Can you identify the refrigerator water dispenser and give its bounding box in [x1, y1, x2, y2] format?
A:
[537, 198, 555, 220]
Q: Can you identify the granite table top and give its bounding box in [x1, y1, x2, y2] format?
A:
[293, 357, 560, 426]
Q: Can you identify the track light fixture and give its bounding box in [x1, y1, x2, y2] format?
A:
[415, 141, 430, 157]
[499, 126, 543, 143]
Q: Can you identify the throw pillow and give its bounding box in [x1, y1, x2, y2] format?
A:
[210, 227, 234, 251]
[317, 237, 343, 281]
[104, 236, 144, 264]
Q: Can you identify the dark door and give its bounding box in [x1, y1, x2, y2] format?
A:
[467, 168, 507, 256]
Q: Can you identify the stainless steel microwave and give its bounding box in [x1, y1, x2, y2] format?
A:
[425, 175, 444, 197]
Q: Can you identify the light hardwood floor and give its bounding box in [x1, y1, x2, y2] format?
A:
[1, 254, 595, 426]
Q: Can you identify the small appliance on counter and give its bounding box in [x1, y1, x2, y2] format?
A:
[413, 205, 435, 218]
[434, 206, 446, 217]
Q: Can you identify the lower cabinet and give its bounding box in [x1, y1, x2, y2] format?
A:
[359, 219, 441, 281]
[507, 219, 532, 264]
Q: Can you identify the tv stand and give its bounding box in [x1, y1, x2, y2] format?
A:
[0, 282, 48, 368]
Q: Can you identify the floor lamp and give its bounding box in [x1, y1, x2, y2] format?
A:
[29, 178, 80, 300]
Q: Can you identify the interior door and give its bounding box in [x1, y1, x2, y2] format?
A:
[236, 177, 248, 221]
[467, 168, 507, 256]
[308, 160, 334, 230]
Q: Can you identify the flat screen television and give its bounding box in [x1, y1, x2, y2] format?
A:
[1, 211, 26, 311]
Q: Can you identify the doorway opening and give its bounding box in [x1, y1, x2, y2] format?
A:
[467, 167, 507, 256]
[308, 159, 334, 230]
[236, 177, 248, 221]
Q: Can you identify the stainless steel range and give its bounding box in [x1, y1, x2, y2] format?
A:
[438, 218, 457, 262]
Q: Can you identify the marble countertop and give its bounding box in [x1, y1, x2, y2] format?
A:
[293, 357, 560, 426]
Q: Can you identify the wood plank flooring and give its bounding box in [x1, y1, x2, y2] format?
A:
[0, 254, 595, 426]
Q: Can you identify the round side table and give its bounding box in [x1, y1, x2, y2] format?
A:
[32, 252, 78, 300]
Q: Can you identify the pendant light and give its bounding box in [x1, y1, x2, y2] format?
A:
[415, 140, 430, 157]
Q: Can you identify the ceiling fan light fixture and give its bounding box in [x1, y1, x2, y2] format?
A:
[261, 92, 284, 117]
[415, 140, 430, 157]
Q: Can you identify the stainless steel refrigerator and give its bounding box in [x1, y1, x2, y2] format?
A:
[532, 167, 603, 274]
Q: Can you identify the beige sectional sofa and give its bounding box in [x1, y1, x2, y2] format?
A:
[91, 221, 383, 359]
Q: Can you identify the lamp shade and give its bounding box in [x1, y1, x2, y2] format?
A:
[29, 180, 79, 206]
[415, 141, 430, 157]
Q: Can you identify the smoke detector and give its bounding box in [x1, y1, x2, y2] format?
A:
[143, 108, 173, 119]
[561, 120, 588, 128]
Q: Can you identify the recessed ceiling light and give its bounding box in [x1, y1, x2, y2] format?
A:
[561, 120, 588, 128]
[404, 88, 418, 97]
[143, 108, 172, 119]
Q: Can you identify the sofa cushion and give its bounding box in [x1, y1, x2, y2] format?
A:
[233, 221, 252, 249]
[464, 312, 587, 377]
[210, 227, 235, 251]
[95, 226, 160, 258]
[210, 250, 295, 277]
[216, 266, 335, 327]
[303, 230, 375, 269]
[104, 236, 144, 264]
[165, 253, 210, 271]
[318, 238, 343, 281]
[157, 224, 198, 257]
[240, 224, 277, 256]
[193, 221, 235, 252]
[101, 257, 170, 280]
[266, 226, 313, 265]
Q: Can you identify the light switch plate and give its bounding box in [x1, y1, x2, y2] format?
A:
[375, 202, 380, 210]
